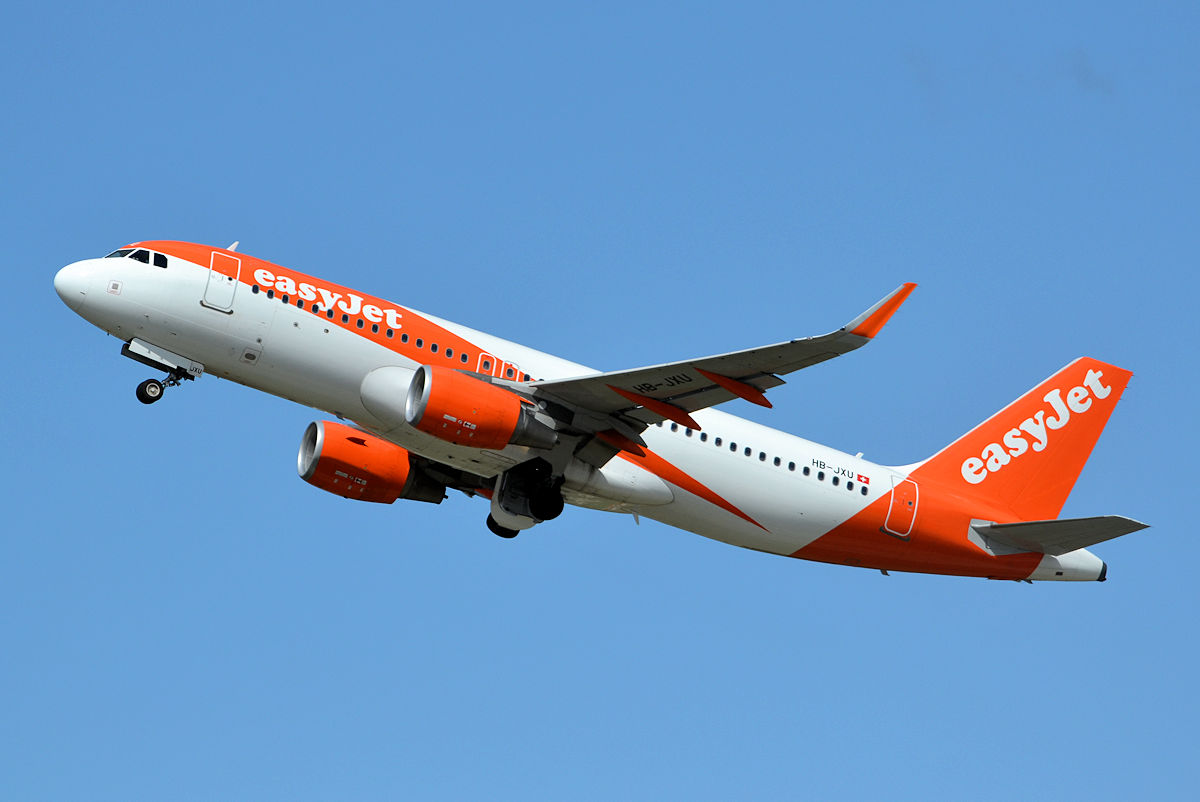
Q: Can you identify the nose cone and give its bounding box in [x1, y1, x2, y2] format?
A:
[54, 262, 88, 311]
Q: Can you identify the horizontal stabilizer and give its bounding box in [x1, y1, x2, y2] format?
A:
[973, 516, 1149, 556]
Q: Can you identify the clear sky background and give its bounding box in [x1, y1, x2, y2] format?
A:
[3, 2, 1197, 799]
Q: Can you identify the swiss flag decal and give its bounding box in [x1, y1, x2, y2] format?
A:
[857, 474, 870, 485]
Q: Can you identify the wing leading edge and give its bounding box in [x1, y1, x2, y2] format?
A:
[530, 282, 917, 430]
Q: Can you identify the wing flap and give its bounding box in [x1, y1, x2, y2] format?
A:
[973, 516, 1149, 556]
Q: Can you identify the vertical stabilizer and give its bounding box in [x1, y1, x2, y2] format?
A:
[913, 358, 1132, 521]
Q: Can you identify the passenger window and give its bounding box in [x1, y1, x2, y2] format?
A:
[130, 249, 150, 263]
[803, 466, 811, 476]
[281, 295, 289, 303]
[714, 437, 722, 447]
[153, 253, 168, 268]
[431, 343, 439, 353]
[401, 333, 409, 343]
[700, 432, 707, 442]
[670, 423, 678, 432]
[744, 447, 751, 457]
[759, 452, 766, 461]
[730, 442, 737, 452]
[482, 360, 491, 371]
[372, 324, 379, 333]
[445, 348, 453, 358]
[356, 319, 364, 329]
[251, 285, 259, 294]
[460, 353, 468, 363]
[788, 462, 795, 471]
[342, 314, 349, 323]
[326, 309, 334, 319]
[847, 481, 854, 491]
[416, 338, 424, 348]
[861, 486, 869, 495]
[773, 457, 781, 466]
[267, 289, 275, 299]
[505, 368, 515, 378]
[685, 428, 693, 437]
[387, 329, 394, 338]
[818, 471, 825, 481]
[296, 300, 304, 309]
[832, 476, 839, 486]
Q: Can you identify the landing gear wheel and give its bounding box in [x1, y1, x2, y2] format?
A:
[136, 378, 165, 405]
[486, 515, 519, 539]
[529, 488, 565, 521]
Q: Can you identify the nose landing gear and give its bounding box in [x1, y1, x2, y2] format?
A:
[121, 339, 203, 406]
[134, 370, 188, 404]
[135, 378, 164, 404]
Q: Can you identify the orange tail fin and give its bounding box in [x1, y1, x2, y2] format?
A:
[913, 358, 1132, 521]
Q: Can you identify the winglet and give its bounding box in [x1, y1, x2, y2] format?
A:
[847, 282, 917, 339]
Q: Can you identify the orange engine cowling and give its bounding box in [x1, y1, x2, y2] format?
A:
[404, 365, 558, 450]
[297, 421, 445, 504]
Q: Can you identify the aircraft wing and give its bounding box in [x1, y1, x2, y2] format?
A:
[530, 283, 916, 431]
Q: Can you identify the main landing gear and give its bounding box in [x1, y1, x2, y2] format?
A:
[486, 515, 520, 539]
[486, 458, 565, 539]
[135, 370, 188, 405]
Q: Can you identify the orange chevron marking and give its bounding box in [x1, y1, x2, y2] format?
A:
[616, 446, 768, 532]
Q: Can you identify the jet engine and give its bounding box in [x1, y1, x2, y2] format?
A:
[404, 365, 558, 450]
[298, 420, 445, 504]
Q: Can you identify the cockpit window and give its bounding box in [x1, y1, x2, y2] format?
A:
[130, 249, 150, 264]
[105, 249, 132, 258]
[153, 253, 168, 268]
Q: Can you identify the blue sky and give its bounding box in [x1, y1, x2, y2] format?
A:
[4, 2, 1197, 798]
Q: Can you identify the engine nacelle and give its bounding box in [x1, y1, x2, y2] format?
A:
[297, 421, 445, 504]
[404, 365, 558, 450]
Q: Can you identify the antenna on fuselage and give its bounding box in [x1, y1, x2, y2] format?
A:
[227, 241, 240, 252]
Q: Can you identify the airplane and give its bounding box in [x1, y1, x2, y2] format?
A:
[53, 241, 1148, 582]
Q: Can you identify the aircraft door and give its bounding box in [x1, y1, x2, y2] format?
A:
[202, 251, 241, 312]
[883, 477, 918, 538]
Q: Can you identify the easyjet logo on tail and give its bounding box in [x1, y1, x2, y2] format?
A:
[960, 369, 1112, 485]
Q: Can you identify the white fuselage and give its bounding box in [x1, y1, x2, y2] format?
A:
[54, 244, 1111, 581]
[56, 251, 882, 554]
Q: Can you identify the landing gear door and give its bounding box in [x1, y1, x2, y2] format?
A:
[883, 477, 918, 539]
[202, 251, 241, 312]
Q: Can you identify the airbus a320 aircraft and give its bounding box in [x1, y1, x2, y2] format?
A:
[54, 241, 1147, 581]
